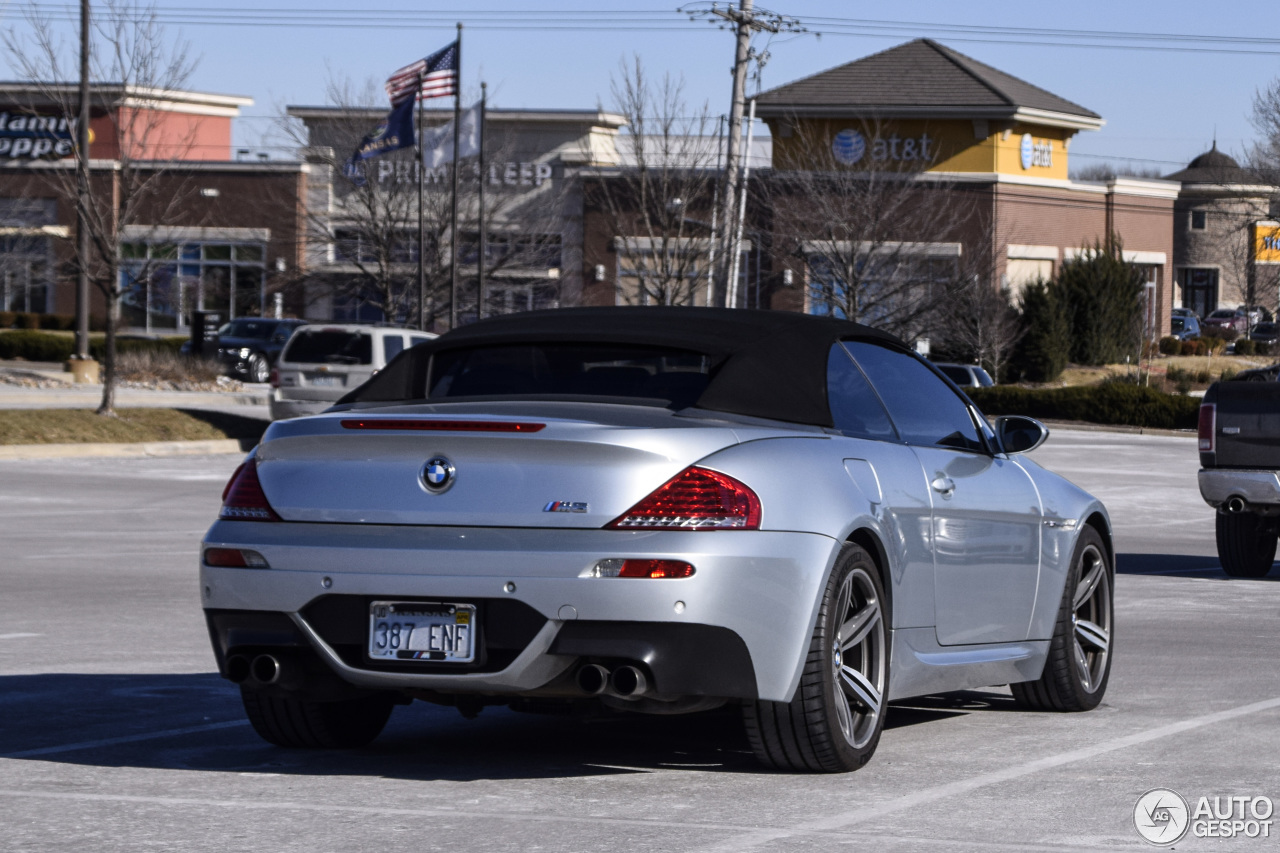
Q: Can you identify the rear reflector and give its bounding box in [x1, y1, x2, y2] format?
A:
[607, 466, 761, 530]
[1198, 403, 1215, 452]
[204, 548, 270, 568]
[592, 558, 696, 579]
[219, 461, 281, 521]
[341, 419, 545, 433]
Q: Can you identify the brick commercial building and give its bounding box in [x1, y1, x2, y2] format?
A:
[0, 83, 306, 332]
[751, 39, 1179, 341]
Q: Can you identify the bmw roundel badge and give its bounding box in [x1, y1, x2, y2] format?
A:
[421, 456, 456, 493]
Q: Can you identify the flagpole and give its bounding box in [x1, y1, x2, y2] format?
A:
[416, 69, 425, 331]
[477, 81, 486, 322]
[449, 21, 462, 330]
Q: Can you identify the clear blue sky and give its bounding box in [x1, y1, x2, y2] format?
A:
[6, 1, 1280, 176]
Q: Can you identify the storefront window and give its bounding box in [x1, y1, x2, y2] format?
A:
[119, 240, 268, 330]
[333, 228, 422, 264]
[0, 235, 51, 314]
[807, 253, 955, 327]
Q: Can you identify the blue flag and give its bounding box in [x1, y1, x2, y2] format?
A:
[342, 97, 416, 185]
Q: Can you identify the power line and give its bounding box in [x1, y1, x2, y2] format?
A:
[18, 6, 1280, 55]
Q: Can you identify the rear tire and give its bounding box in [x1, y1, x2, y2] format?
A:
[241, 688, 394, 748]
[1012, 527, 1112, 711]
[743, 543, 888, 773]
[1216, 511, 1278, 578]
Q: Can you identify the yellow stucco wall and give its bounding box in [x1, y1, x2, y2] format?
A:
[1257, 223, 1280, 264]
[768, 117, 1074, 180]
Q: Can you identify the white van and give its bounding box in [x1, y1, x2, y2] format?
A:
[269, 324, 435, 420]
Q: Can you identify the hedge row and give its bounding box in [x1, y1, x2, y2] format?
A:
[0, 311, 108, 332]
[969, 382, 1201, 430]
[0, 330, 187, 362]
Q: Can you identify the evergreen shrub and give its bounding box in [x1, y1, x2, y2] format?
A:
[970, 383, 1200, 430]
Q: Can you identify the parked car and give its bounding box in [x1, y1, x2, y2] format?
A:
[1172, 306, 1200, 322]
[203, 307, 1115, 773]
[1249, 322, 1280, 346]
[181, 318, 306, 383]
[1233, 363, 1280, 382]
[1171, 315, 1202, 340]
[269, 323, 436, 420]
[1203, 309, 1251, 335]
[1204, 307, 1264, 336]
[934, 362, 995, 388]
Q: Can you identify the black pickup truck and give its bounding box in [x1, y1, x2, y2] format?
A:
[1198, 381, 1280, 577]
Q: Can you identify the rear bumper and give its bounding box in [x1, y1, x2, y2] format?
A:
[200, 521, 839, 702]
[1198, 468, 1280, 509]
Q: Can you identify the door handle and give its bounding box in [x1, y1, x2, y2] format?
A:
[931, 476, 956, 498]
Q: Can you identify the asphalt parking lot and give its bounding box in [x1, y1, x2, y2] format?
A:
[2, 429, 1277, 852]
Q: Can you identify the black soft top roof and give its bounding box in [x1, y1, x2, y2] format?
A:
[339, 307, 906, 427]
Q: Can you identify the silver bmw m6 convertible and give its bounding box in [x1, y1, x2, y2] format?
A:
[201, 307, 1114, 773]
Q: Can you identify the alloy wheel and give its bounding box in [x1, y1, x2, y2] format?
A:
[830, 567, 885, 749]
[1070, 543, 1111, 694]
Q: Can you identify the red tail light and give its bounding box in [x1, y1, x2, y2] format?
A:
[220, 460, 281, 521]
[608, 466, 761, 530]
[269, 368, 279, 388]
[1198, 403, 1215, 452]
[341, 419, 545, 432]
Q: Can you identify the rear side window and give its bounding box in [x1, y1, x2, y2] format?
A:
[428, 344, 713, 408]
[283, 330, 373, 365]
[826, 344, 896, 441]
[383, 335, 405, 363]
[843, 341, 984, 452]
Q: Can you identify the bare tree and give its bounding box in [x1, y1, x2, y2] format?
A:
[588, 57, 721, 307]
[1250, 78, 1280, 187]
[282, 82, 570, 329]
[1070, 162, 1165, 181]
[763, 119, 988, 344]
[3, 0, 198, 414]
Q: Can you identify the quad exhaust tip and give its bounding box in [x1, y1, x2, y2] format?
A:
[251, 654, 283, 685]
[225, 654, 251, 684]
[576, 664, 610, 695]
[610, 665, 648, 697]
[224, 653, 287, 686]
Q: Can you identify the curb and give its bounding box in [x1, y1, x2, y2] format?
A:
[0, 438, 245, 460]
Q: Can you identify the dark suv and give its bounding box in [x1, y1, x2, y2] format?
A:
[187, 318, 306, 383]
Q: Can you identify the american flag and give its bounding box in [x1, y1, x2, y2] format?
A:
[386, 41, 458, 106]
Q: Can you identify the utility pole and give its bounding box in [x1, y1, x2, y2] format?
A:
[72, 0, 95, 380]
[714, 1, 765, 307]
[689, 2, 802, 307]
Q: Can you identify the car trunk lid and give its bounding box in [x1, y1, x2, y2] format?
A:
[253, 405, 760, 527]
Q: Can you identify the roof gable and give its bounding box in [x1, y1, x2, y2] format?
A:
[756, 39, 1098, 123]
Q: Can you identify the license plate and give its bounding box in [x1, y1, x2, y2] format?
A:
[368, 602, 476, 663]
[308, 374, 341, 387]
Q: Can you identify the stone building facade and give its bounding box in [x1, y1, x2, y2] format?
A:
[1165, 146, 1279, 318]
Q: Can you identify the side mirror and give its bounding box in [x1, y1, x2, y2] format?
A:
[995, 415, 1049, 454]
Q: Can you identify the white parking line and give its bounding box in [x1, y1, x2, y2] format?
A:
[0, 633, 42, 640]
[2, 720, 249, 759]
[696, 694, 1280, 852]
[0, 788, 1108, 852]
